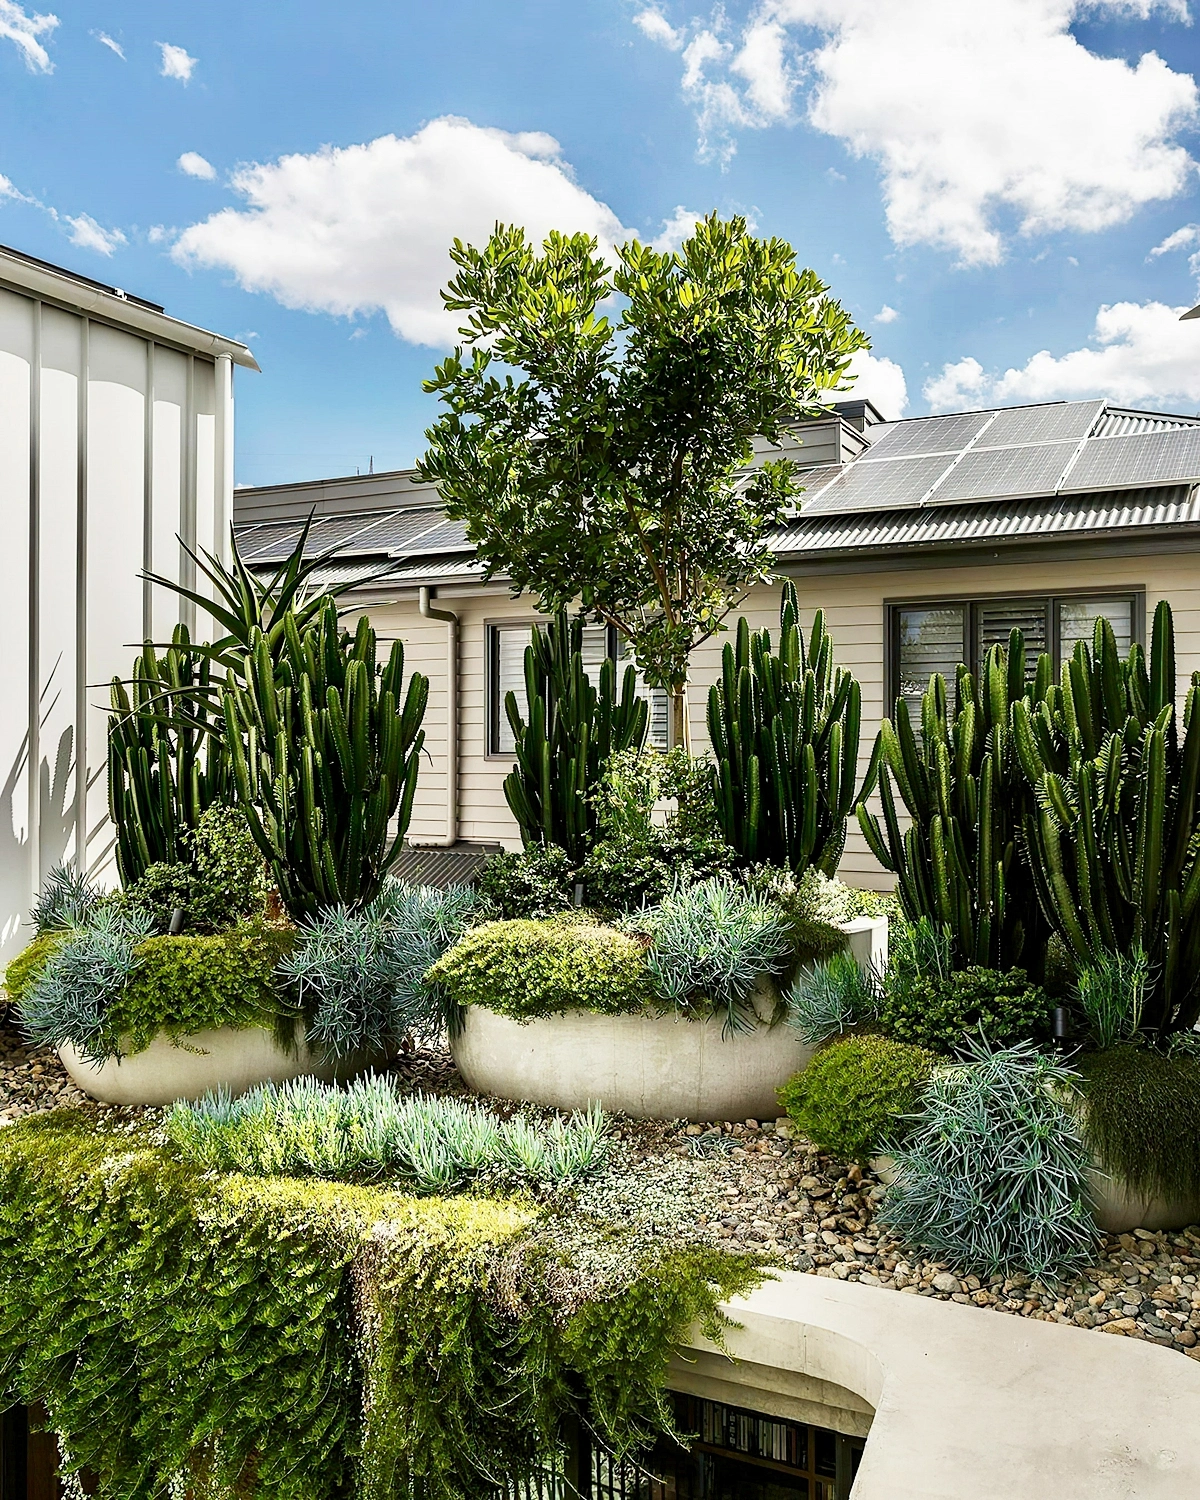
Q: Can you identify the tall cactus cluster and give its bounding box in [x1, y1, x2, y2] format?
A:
[503, 610, 648, 864]
[707, 581, 860, 876]
[107, 626, 231, 885]
[857, 634, 1049, 974]
[1012, 603, 1200, 1036]
[221, 602, 429, 919]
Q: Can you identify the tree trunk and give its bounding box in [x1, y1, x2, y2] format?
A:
[670, 683, 690, 754]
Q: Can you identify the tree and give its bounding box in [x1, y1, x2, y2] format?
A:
[420, 213, 866, 747]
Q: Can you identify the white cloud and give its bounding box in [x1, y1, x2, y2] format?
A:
[873, 304, 898, 324]
[64, 214, 126, 256]
[924, 302, 1200, 412]
[1150, 223, 1200, 257]
[177, 151, 216, 180]
[92, 30, 123, 59]
[833, 348, 909, 418]
[159, 42, 196, 82]
[172, 117, 632, 347]
[0, 0, 57, 72]
[650, 204, 707, 252]
[638, 1, 1199, 262]
[634, 8, 684, 49]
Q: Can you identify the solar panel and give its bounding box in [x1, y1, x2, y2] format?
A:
[801, 453, 954, 515]
[237, 520, 312, 564]
[976, 400, 1104, 447]
[333, 508, 449, 555]
[925, 441, 1081, 505]
[859, 410, 995, 460]
[1061, 428, 1200, 493]
[390, 516, 470, 555]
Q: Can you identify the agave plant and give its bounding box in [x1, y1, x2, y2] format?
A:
[1012, 601, 1200, 1037]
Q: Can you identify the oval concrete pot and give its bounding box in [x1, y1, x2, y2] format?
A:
[58, 1021, 375, 1106]
[451, 915, 888, 1123]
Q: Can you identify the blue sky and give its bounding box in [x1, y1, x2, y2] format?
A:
[2, 0, 1200, 487]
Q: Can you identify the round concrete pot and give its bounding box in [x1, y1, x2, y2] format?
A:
[58, 1021, 373, 1106]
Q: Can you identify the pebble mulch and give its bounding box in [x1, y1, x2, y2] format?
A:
[4, 1024, 1199, 1359]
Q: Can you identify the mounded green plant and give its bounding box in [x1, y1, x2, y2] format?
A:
[503, 610, 649, 863]
[1077, 1044, 1200, 1204]
[168, 1077, 610, 1188]
[879, 1036, 1097, 1279]
[107, 626, 232, 885]
[708, 582, 861, 877]
[879, 962, 1055, 1057]
[427, 919, 653, 1023]
[858, 632, 1048, 974]
[635, 877, 793, 1033]
[1012, 601, 1200, 1038]
[4, 932, 67, 1007]
[477, 843, 578, 920]
[17, 920, 298, 1063]
[777, 1034, 934, 1161]
[222, 602, 429, 918]
[280, 883, 485, 1057]
[0, 1113, 759, 1499]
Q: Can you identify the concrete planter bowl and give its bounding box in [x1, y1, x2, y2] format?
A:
[57, 1021, 374, 1107]
[451, 916, 887, 1124]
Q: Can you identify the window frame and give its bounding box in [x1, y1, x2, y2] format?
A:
[885, 587, 1145, 713]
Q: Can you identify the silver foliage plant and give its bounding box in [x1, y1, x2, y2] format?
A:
[20, 906, 155, 1063]
[636, 877, 794, 1033]
[786, 949, 882, 1044]
[280, 882, 486, 1058]
[30, 863, 102, 933]
[166, 1074, 610, 1190]
[878, 1035, 1097, 1280]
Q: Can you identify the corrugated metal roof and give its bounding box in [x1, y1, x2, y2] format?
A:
[1093, 407, 1200, 438]
[771, 484, 1200, 556]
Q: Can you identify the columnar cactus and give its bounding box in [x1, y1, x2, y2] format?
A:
[707, 581, 860, 875]
[856, 631, 1048, 973]
[503, 610, 648, 863]
[1012, 601, 1200, 1036]
[221, 602, 428, 918]
[107, 626, 231, 885]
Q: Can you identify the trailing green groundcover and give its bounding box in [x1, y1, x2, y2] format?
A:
[0, 1112, 758, 1500]
[428, 919, 653, 1023]
[1078, 1045, 1200, 1204]
[9, 925, 299, 1058]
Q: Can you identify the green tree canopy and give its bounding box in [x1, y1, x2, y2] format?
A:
[420, 212, 867, 745]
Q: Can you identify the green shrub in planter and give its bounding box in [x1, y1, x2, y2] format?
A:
[777, 1034, 935, 1161]
[477, 844, 577, 919]
[1078, 1045, 1200, 1204]
[427, 919, 652, 1023]
[4, 931, 68, 1007]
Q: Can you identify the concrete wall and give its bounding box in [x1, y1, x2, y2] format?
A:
[361, 540, 1200, 888]
[0, 277, 239, 955]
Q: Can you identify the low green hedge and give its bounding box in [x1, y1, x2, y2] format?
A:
[0, 1112, 759, 1500]
[877, 965, 1054, 1056]
[778, 1034, 936, 1162]
[427, 918, 653, 1023]
[1078, 1045, 1200, 1203]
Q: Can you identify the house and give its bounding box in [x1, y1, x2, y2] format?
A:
[0, 244, 257, 953]
[237, 395, 1200, 889]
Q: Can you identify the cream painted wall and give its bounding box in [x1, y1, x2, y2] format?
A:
[363, 542, 1200, 889]
[0, 282, 237, 955]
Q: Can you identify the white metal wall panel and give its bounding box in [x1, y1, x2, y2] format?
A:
[0, 289, 32, 946]
[84, 322, 147, 879]
[151, 347, 187, 641]
[37, 306, 82, 880]
[193, 359, 217, 610]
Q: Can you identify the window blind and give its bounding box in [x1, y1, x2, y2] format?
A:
[896, 606, 966, 722]
[1058, 597, 1133, 659]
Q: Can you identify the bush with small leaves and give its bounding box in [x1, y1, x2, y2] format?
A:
[878, 964, 1055, 1056]
[477, 844, 577, 920]
[777, 1034, 934, 1161]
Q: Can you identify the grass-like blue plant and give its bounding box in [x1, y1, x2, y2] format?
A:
[19, 906, 155, 1063]
[280, 882, 486, 1058]
[638, 877, 793, 1034]
[786, 949, 882, 1044]
[30, 863, 102, 933]
[878, 1034, 1097, 1280]
[165, 1075, 610, 1191]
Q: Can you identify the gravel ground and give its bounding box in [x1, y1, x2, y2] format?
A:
[4, 1019, 1199, 1360]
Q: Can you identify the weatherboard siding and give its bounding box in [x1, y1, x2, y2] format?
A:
[362, 540, 1200, 890]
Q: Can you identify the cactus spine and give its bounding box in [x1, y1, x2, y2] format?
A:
[107, 625, 231, 885]
[707, 581, 860, 875]
[221, 602, 428, 918]
[503, 611, 649, 864]
[1012, 601, 1200, 1035]
[856, 631, 1047, 973]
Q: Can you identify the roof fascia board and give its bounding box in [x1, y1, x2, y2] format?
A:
[0, 254, 259, 370]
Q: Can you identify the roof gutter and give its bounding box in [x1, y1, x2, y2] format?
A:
[413, 586, 459, 847]
[0, 250, 260, 370]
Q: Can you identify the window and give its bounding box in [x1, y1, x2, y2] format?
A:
[487, 622, 669, 756]
[889, 591, 1141, 721]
